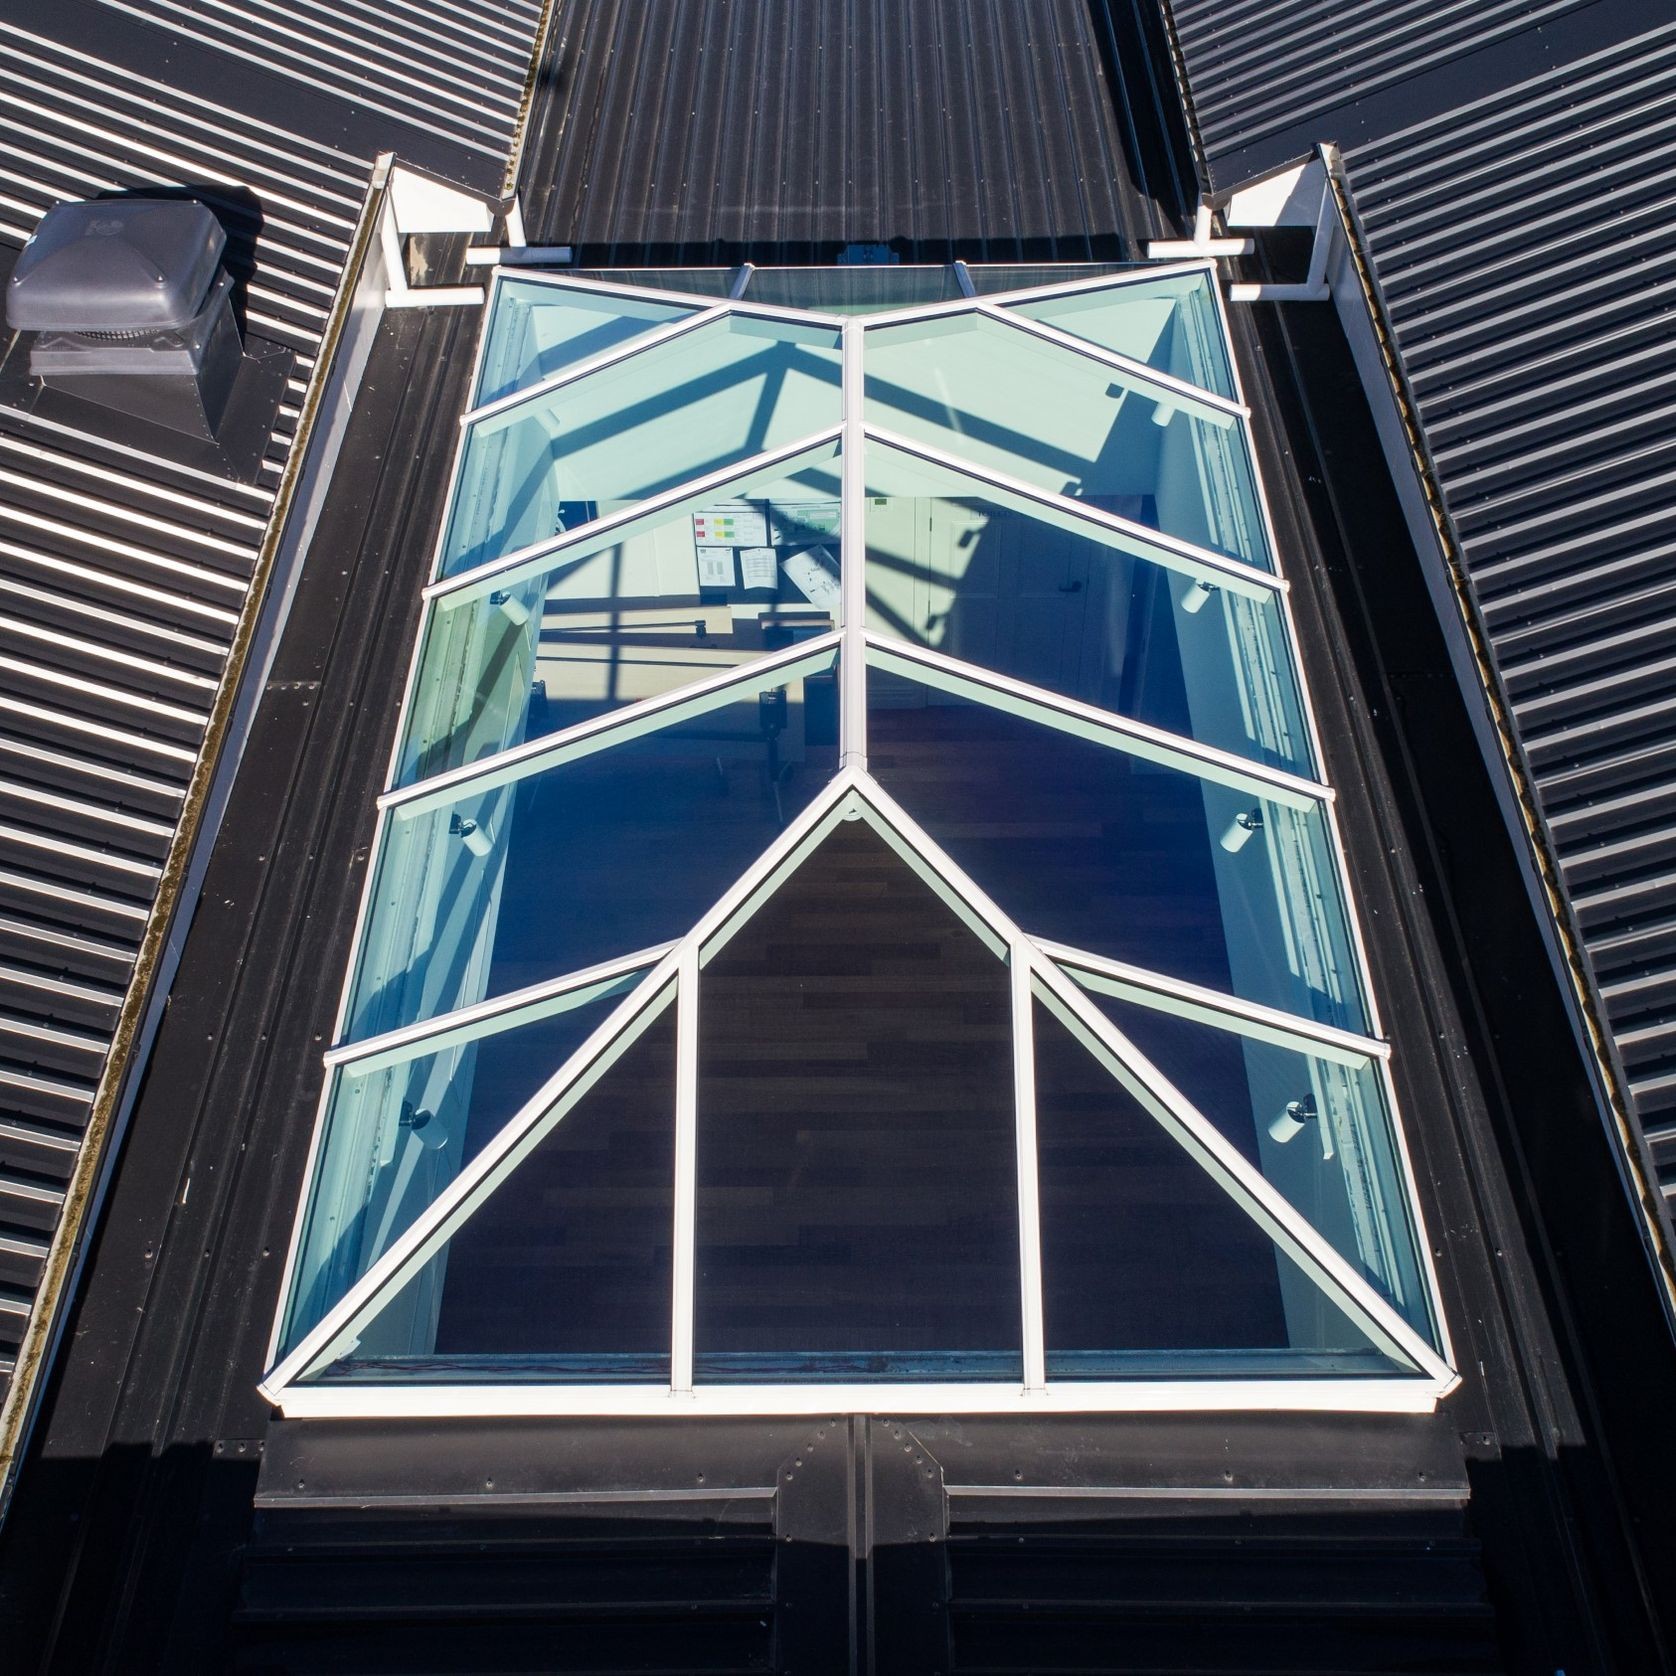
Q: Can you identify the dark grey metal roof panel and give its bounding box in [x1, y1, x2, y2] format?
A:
[1166, 3, 1676, 1214]
[518, 0, 1158, 263]
[0, 1, 549, 1405]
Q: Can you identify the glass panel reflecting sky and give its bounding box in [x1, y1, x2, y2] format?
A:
[1032, 996, 1407, 1379]
[474, 279, 701, 406]
[867, 667, 1368, 1032]
[863, 310, 1271, 569]
[403, 453, 843, 783]
[695, 821, 1022, 1382]
[1005, 271, 1237, 400]
[278, 989, 627, 1360]
[348, 661, 839, 1042]
[441, 314, 843, 578]
[303, 998, 677, 1385]
[1067, 983, 1431, 1337]
[863, 442, 1312, 775]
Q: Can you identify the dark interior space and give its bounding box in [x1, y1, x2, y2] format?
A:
[694, 818, 1022, 1378]
[430, 1003, 677, 1370]
[865, 685, 1233, 992]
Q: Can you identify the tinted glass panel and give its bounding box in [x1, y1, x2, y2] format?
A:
[279, 990, 628, 1358]
[1072, 986, 1431, 1336]
[963, 264, 1130, 295]
[864, 311, 1270, 569]
[695, 821, 1022, 1380]
[866, 668, 1368, 1031]
[864, 443, 1311, 774]
[474, 279, 700, 405]
[303, 1000, 676, 1384]
[744, 267, 962, 313]
[1007, 271, 1237, 399]
[442, 315, 843, 578]
[1032, 998, 1403, 1378]
[402, 451, 843, 782]
[348, 661, 840, 1041]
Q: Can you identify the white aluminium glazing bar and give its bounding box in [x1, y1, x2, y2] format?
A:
[672, 942, 700, 1394]
[862, 425, 1284, 599]
[840, 320, 867, 768]
[459, 305, 731, 427]
[1035, 939, 1390, 1068]
[381, 632, 843, 816]
[275, 1376, 1447, 1421]
[423, 427, 845, 604]
[323, 943, 676, 1073]
[864, 636, 1330, 812]
[1011, 944, 1046, 1392]
[973, 303, 1246, 422]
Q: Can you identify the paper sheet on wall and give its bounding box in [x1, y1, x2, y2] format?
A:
[739, 547, 779, 590]
[696, 547, 735, 588]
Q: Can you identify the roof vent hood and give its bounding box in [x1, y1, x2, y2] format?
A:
[5, 199, 243, 441]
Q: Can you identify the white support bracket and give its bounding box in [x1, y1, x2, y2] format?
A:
[1145, 203, 1255, 260]
[1223, 155, 1336, 304]
[382, 163, 492, 309]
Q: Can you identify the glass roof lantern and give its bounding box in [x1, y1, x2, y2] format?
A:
[263, 262, 1454, 1418]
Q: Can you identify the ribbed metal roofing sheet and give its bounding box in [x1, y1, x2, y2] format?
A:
[518, 0, 1156, 262]
[1163, 4, 1676, 1212]
[0, 0, 547, 1404]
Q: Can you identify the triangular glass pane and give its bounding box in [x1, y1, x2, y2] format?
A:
[1066, 981, 1434, 1342]
[402, 447, 843, 784]
[865, 661, 1369, 1033]
[300, 993, 677, 1386]
[1004, 271, 1237, 400]
[863, 310, 1271, 570]
[278, 986, 632, 1360]
[1031, 997, 1415, 1379]
[863, 441, 1312, 776]
[473, 278, 703, 406]
[348, 651, 840, 1042]
[695, 818, 1023, 1382]
[442, 314, 843, 578]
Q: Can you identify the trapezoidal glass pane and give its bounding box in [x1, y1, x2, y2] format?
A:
[346, 654, 840, 1042]
[1065, 980, 1434, 1342]
[1004, 271, 1237, 400]
[276, 986, 631, 1361]
[401, 449, 843, 783]
[299, 995, 677, 1385]
[695, 818, 1023, 1382]
[863, 442, 1312, 775]
[866, 665, 1369, 1032]
[474, 279, 702, 407]
[441, 314, 843, 578]
[863, 310, 1271, 569]
[744, 266, 963, 313]
[962, 264, 1131, 295]
[1031, 996, 1412, 1380]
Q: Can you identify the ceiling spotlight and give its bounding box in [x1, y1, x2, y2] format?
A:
[398, 1102, 450, 1152]
[1150, 397, 1178, 428]
[490, 589, 531, 627]
[449, 813, 494, 858]
[1220, 807, 1264, 853]
[1269, 1093, 1318, 1145]
[1181, 578, 1219, 614]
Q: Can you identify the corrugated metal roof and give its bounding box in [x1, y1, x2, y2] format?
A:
[1164, 4, 1676, 1218]
[517, 0, 1159, 262]
[0, 1, 547, 1404]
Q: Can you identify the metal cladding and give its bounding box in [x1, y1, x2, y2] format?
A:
[1166, 4, 1676, 1214]
[518, 0, 1148, 263]
[0, 0, 548, 1402]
